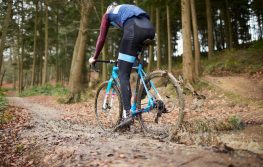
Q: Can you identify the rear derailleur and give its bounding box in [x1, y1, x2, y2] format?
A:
[154, 100, 168, 123]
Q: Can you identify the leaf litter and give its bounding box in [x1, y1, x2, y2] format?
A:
[1, 75, 263, 167]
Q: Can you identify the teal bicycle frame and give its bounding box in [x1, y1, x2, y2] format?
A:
[101, 60, 161, 117]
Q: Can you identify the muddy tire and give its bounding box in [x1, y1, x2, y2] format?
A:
[95, 81, 123, 131]
[137, 70, 185, 137]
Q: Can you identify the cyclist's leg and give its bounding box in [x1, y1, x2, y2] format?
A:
[117, 58, 135, 129]
[117, 19, 138, 128]
[118, 59, 133, 114]
[117, 16, 155, 128]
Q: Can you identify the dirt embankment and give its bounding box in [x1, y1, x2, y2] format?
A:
[176, 74, 263, 152]
[204, 75, 263, 100]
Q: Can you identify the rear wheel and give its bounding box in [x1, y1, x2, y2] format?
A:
[137, 71, 184, 137]
[95, 81, 122, 131]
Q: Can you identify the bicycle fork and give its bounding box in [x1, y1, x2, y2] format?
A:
[102, 92, 116, 110]
[102, 79, 116, 110]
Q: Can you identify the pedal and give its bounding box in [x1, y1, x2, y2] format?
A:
[114, 117, 133, 131]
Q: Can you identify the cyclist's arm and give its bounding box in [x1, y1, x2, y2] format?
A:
[93, 14, 110, 59]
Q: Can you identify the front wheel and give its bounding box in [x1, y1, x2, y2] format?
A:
[95, 81, 123, 131]
[137, 70, 185, 137]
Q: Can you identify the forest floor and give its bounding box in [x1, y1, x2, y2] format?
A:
[1, 72, 263, 167]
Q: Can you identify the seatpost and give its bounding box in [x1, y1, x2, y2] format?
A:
[139, 46, 147, 65]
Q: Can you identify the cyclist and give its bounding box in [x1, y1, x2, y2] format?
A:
[89, 2, 155, 128]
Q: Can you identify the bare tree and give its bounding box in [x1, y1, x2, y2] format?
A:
[182, 0, 195, 83]
[42, 0, 49, 85]
[31, 0, 39, 86]
[224, 0, 233, 49]
[101, 0, 107, 81]
[166, 5, 172, 72]
[67, 0, 93, 103]
[156, 8, 161, 69]
[190, 0, 201, 76]
[147, 6, 154, 73]
[206, 0, 214, 59]
[0, 0, 13, 75]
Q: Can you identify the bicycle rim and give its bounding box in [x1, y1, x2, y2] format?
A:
[137, 71, 184, 137]
[95, 82, 122, 131]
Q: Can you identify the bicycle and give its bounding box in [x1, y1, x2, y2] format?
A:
[93, 39, 185, 137]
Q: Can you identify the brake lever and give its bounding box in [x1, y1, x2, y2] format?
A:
[90, 63, 100, 72]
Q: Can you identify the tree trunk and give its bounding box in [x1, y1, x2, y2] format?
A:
[31, 0, 38, 86]
[219, 13, 225, 49]
[182, 0, 194, 83]
[205, 0, 214, 59]
[224, 0, 233, 49]
[156, 8, 161, 69]
[261, 14, 263, 39]
[147, 6, 154, 73]
[101, 0, 107, 81]
[63, 34, 68, 85]
[56, 7, 60, 83]
[190, 0, 201, 76]
[42, 1, 48, 85]
[166, 5, 172, 73]
[0, 70, 6, 87]
[37, 2, 45, 85]
[68, 0, 93, 103]
[18, 1, 25, 93]
[102, 46, 107, 81]
[261, 1, 263, 38]
[0, 0, 13, 74]
[257, 14, 263, 39]
[162, 17, 168, 66]
[19, 37, 24, 93]
[12, 42, 18, 90]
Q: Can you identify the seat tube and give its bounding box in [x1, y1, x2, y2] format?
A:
[138, 64, 153, 101]
[131, 73, 141, 114]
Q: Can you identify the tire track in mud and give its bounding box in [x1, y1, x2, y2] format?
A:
[7, 97, 263, 167]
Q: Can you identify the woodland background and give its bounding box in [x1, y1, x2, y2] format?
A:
[0, 0, 262, 101]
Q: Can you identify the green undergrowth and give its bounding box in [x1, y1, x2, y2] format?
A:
[20, 84, 69, 97]
[0, 90, 8, 111]
[0, 89, 10, 125]
[204, 40, 263, 75]
[57, 88, 96, 104]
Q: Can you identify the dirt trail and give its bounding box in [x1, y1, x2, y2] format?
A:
[5, 97, 263, 167]
[204, 75, 263, 100]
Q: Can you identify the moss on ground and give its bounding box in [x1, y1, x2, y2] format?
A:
[203, 41, 263, 76]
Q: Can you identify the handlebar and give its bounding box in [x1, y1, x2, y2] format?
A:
[90, 59, 117, 72]
[96, 60, 117, 64]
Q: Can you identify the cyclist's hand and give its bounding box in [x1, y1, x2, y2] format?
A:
[89, 57, 96, 65]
